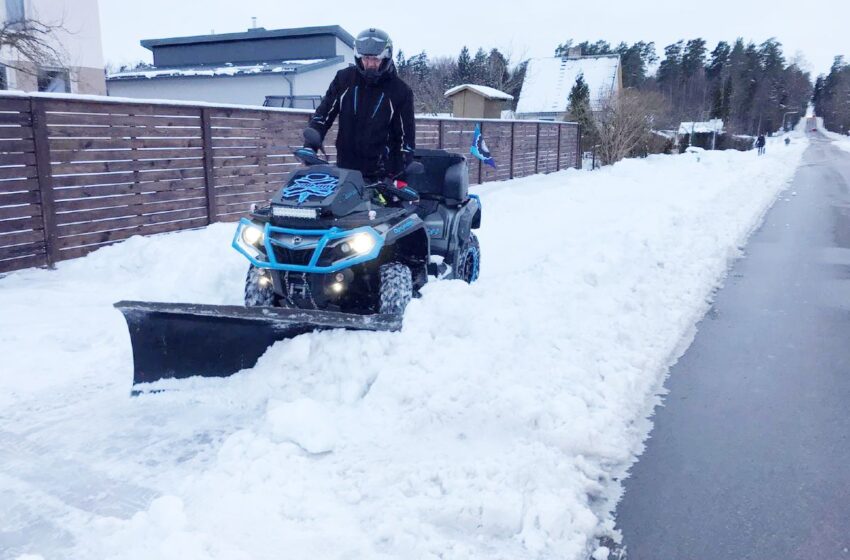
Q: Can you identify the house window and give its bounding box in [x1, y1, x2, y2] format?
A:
[5, 0, 25, 24]
[38, 68, 70, 93]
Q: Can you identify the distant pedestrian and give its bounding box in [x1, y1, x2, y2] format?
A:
[784, 137, 791, 146]
[756, 134, 766, 155]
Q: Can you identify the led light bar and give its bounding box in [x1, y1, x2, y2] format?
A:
[272, 206, 318, 219]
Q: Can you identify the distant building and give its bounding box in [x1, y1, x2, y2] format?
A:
[516, 53, 622, 120]
[444, 84, 513, 119]
[0, 0, 106, 94]
[107, 25, 355, 107]
[678, 119, 725, 150]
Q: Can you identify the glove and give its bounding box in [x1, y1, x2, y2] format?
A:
[303, 127, 323, 152]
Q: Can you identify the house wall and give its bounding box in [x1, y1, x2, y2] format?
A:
[107, 63, 344, 106]
[483, 99, 502, 119]
[335, 38, 355, 64]
[450, 91, 506, 119]
[0, 0, 105, 94]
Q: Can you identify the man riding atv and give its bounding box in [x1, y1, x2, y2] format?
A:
[306, 27, 416, 202]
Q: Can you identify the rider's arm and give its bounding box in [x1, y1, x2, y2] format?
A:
[390, 87, 416, 168]
[308, 72, 345, 141]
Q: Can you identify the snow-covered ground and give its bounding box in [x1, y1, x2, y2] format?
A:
[0, 139, 807, 560]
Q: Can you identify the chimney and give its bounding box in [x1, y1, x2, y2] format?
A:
[568, 46, 582, 59]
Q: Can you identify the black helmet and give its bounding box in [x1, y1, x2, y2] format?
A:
[354, 28, 393, 83]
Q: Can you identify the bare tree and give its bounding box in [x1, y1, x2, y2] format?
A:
[594, 89, 668, 165]
[0, 16, 68, 79]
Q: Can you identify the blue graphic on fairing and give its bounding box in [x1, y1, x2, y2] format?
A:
[470, 124, 496, 168]
[281, 173, 339, 204]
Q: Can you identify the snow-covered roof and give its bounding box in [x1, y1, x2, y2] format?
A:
[516, 55, 620, 115]
[678, 119, 724, 135]
[444, 84, 514, 101]
[107, 58, 337, 81]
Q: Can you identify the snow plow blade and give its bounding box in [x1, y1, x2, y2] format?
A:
[115, 301, 402, 387]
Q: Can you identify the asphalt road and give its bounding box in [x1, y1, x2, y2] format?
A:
[613, 130, 850, 559]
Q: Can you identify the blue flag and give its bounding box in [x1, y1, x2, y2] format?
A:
[470, 124, 496, 168]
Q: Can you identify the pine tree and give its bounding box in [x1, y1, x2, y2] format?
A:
[456, 46, 473, 83]
[567, 73, 598, 151]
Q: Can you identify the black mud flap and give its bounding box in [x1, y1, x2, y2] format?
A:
[115, 301, 402, 388]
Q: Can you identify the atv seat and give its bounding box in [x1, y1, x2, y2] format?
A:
[408, 149, 469, 205]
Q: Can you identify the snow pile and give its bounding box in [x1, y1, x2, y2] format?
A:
[0, 141, 807, 559]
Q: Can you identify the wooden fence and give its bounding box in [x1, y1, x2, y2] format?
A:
[0, 93, 580, 274]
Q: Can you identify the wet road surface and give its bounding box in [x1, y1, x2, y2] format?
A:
[614, 131, 850, 559]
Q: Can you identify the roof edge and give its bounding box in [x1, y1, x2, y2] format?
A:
[140, 25, 355, 51]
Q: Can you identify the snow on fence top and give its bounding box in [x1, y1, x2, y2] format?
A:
[516, 55, 621, 115]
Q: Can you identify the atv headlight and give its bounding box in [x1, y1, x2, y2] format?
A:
[349, 232, 376, 255]
[242, 225, 264, 246]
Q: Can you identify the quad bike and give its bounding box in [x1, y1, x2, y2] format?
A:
[116, 131, 481, 388]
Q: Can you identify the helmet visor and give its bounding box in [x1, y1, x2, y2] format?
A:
[355, 36, 389, 57]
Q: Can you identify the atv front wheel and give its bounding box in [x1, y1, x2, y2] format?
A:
[244, 265, 276, 307]
[379, 262, 413, 315]
[455, 232, 481, 283]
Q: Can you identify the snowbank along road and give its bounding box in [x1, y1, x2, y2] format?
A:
[0, 135, 806, 559]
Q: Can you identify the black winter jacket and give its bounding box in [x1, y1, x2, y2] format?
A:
[308, 65, 416, 178]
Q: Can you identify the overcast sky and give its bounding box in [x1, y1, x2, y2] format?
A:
[100, 0, 848, 76]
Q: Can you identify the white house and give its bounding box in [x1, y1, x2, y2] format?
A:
[107, 25, 356, 108]
[0, 0, 106, 94]
[516, 53, 622, 120]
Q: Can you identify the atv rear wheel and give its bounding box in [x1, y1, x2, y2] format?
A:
[454, 232, 481, 283]
[379, 262, 413, 315]
[244, 265, 276, 307]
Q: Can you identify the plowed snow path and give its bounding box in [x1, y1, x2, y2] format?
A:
[0, 140, 806, 560]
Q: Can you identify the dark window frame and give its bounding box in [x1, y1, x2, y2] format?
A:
[37, 67, 71, 93]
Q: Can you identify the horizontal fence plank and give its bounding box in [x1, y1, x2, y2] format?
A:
[46, 112, 201, 127]
[43, 99, 200, 117]
[48, 137, 204, 150]
[0, 203, 41, 220]
[0, 98, 32, 112]
[0, 153, 37, 166]
[0, 139, 36, 153]
[49, 147, 203, 164]
[0, 254, 46, 273]
[0, 241, 46, 261]
[0, 127, 34, 139]
[0, 216, 41, 234]
[0, 165, 38, 180]
[0, 228, 45, 246]
[52, 158, 204, 175]
[56, 196, 207, 225]
[55, 187, 207, 212]
[0, 112, 32, 125]
[46, 125, 202, 139]
[52, 178, 206, 200]
[0, 177, 39, 192]
[57, 207, 208, 237]
[0, 190, 39, 205]
[58, 215, 208, 250]
[51, 168, 206, 188]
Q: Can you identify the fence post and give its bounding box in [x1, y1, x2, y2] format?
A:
[555, 124, 562, 171]
[30, 98, 58, 268]
[576, 124, 582, 169]
[509, 122, 515, 179]
[534, 123, 541, 174]
[200, 108, 217, 224]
